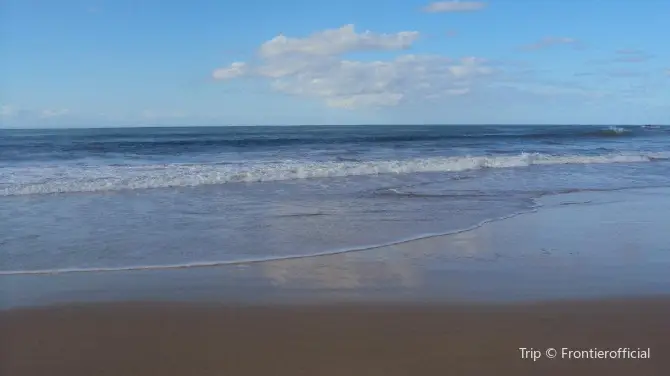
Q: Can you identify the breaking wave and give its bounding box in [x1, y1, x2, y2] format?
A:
[2, 151, 668, 196]
[599, 126, 630, 136]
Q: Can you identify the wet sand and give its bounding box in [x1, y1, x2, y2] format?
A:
[2, 298, 669, 376]
[4, 187, 670, 309]
[3, 188, 670, 375]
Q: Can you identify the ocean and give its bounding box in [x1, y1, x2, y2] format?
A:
[1, 124, 669, 275]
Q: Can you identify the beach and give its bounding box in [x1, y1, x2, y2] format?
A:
[3, 0, 670, 373]
[3, 299, 669, 376]
[3, 187, 670, 375]
[2, 125, 670, 375]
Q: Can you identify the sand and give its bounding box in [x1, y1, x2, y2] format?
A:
[3, 188, 670, 375]
[2, 298, 669, 376]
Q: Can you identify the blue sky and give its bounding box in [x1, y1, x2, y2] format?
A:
[1, 0, 669, 127]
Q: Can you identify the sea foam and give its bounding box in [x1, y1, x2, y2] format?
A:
[1, 152, 668, 196]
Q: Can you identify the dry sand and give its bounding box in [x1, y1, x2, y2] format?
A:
[2, 297, 669, 376]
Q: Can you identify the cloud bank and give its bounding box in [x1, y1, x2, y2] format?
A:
[212, 25, 495, 109]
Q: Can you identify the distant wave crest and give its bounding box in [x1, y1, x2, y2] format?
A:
[1, 151, 668, 196]
[595, 126, 630, 136]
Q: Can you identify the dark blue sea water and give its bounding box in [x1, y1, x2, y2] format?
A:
[1, 124, 669, 274]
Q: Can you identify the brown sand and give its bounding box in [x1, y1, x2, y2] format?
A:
[2, 298, 669, 376]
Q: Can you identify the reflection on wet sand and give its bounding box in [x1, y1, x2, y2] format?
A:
[260, 254, 421, 289]
[250, 200, 428, 290]
[228, 188, 670, 298]
[244, 222, 497, 290]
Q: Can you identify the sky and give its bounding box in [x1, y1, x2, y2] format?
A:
[1, 0, 669, 127]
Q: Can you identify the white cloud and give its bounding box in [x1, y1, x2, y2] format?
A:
[422, 1, 487, 13]
[212, 62, 247, 79]
[258, 24, 419, 58]
[268, 56, 490, 108]
[665, 69, 670, 76]
[212, 25, 496, 109]
[521, 37, 578, 51]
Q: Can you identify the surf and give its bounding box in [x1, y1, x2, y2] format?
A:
[2, 151, 668, 196]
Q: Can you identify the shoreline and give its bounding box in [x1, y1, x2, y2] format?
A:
[0, 200, 539, 277]
[3, 186, 670, 309]
[2, 184, 666, 278]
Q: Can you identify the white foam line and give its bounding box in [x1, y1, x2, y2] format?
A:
[0, 204, 542, 276]
[2, 151, 668, 196]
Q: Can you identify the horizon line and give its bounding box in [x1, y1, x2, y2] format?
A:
[1, 123, 664, 131]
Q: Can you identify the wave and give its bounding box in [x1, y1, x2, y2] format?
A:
[2, 152, 668, 196]
[597, 126, 630, 136]
[0, 205, 539, 276]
